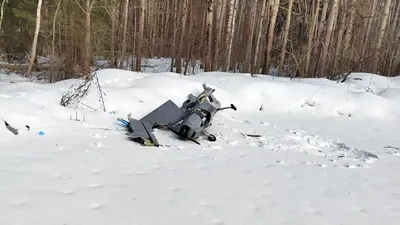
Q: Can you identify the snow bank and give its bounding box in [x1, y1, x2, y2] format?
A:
[2, 69, 399, 126]
[88, 70, 400, 120]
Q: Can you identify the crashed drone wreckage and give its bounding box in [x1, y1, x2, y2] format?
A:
[118, 83, 237, 146]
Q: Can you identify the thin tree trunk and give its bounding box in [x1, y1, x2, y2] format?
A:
[170, 0, 178, 72]
[200, 8, 207, 66]
[211, 0, 221, 70]
[27, 0, 43, 77]
[0, 0, 7, 35]
[361, 0, 378, 58]
[225, 0, 237, 71]
[278, 0, 293, 76]
[110, 0, 117, 68]
[305, 0, 320, 76]
[244, 2, 257, 73]
[119, 0, 129, 69]
[372, 0, 391, 74]
[262, 0, 280, 74]
[253, 0, 267, 74]
[136, 0, 145, 72]
[333, 0, 346, 72]
[310, 0, 329, 76]
[234, 0, 244, 72]
[318, 0, 339, 77]
[51, 0, 62, 82]
[317, 0, 329, 39]
[217, 0, 227, 69]
[184, 2, 194, 75]
[343, 0, 355, 65]
[176, 0, 188, 74]
[205, 0, 214, 71]
[83, 0, 95, 75]
[131, 3, 137, 71]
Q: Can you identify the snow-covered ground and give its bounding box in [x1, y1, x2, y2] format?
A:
[1, 69, 400, 225]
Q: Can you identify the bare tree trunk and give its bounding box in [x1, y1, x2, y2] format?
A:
[119, 0, 129, 69]
[343, 0, 355, 65]
[317, 0, 329, 39]
[278, 0, 293, 76]
[244, 2, 257, 73]
[262, 0, 280, 74]
[225, 0, 237, 71]
[361, 0, 378, 58]
[184, 2, 194, 75]
[176, 0, 188, 74]
[51, 0, 62, 82]
[372, 0, 391, 74]
[110, 0, 117, 68]
[310, 0, 329, 75]
[136, 0, 145, 72]
[205, 0, 214, 71]
[0, 0, 7, 35]
[333, 0, 346, 72]
[83, 0, 95, 75]
[305, 0, 320, 76]
[234, 0, 245, 72]
[131, 2, 137, 71]
[27, 0, 43, 77]
[170, 0, 178, 72]
[318, 0, 339, 77]
[217, 0, 227, 69]
[253, 0, 268, 74]
[388, 0, 400, 75]
[211, 0, 221, 70]
[200, 8, 207, 65]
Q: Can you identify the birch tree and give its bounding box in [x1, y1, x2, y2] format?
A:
[50, 0, 62, 82]
[27, 0, 43, 77]
[372, 0, 391, 73]
[278, 0, 293, 76]
[253, 0, 268, 73]
[244, 2, 257, 73]
[205, 0, 213, 71]
[225, 0, 237, 71]
[305, 0, 320, 76]
[263, 0, 280, 74]
[0, 0, 7, 35]
[119, 0, 129, 69]
[318, 0, 339, 77]
[136, 0, 145, 72]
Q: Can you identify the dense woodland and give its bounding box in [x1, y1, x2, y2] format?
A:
[0, 0, 400, 82]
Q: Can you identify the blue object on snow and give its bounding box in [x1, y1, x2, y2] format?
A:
[117, 118, 129, 126]
[39, 131, 45, 136]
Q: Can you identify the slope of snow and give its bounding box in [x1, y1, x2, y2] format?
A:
[0, 69, 400, 225]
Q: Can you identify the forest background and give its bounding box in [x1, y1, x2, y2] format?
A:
[0, 0, 399, 82]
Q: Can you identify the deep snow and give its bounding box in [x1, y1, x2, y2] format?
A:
[1, 68, 400, 225]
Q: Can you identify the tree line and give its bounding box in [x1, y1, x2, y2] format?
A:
[0, 0, 399, 82]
